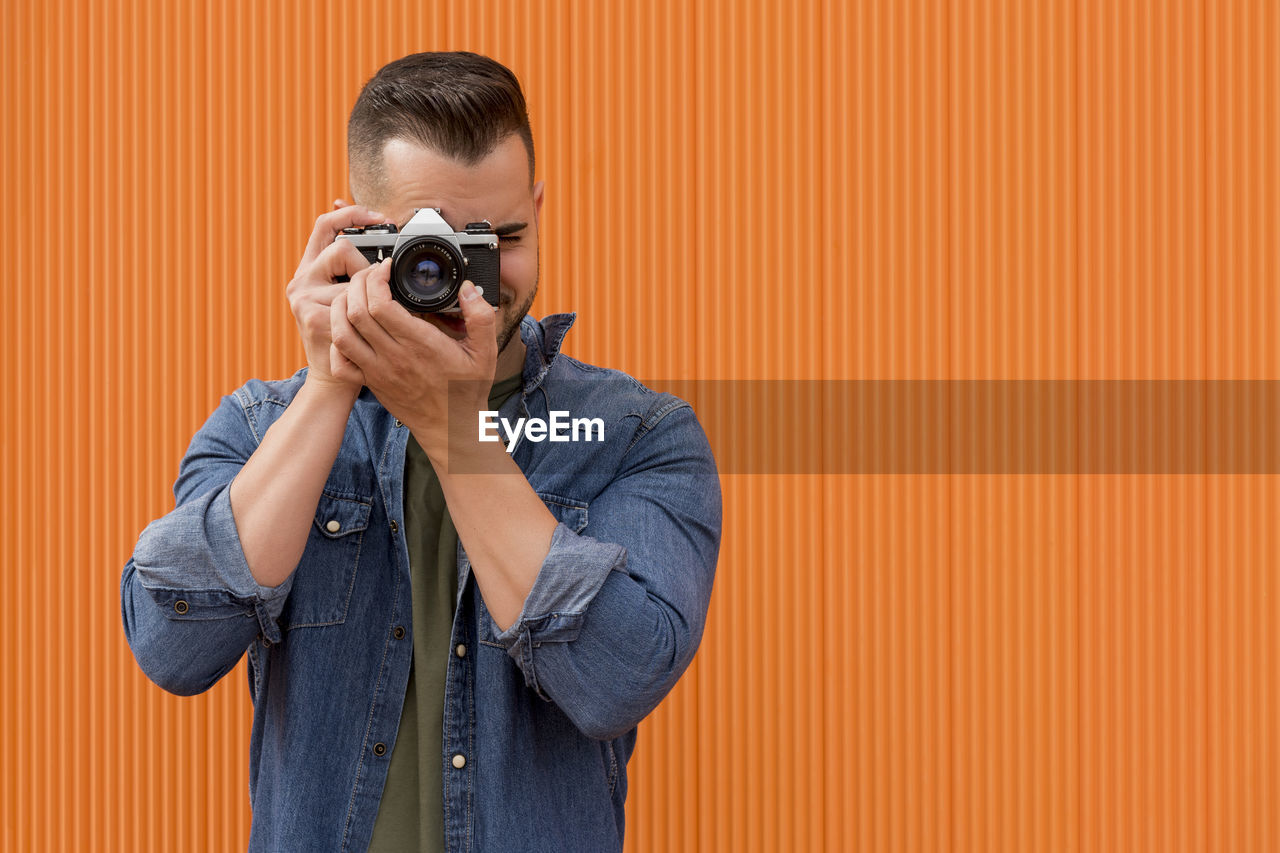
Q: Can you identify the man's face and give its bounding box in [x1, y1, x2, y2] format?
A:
[350, 134, 544, 359]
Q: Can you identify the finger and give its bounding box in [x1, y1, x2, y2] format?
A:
[364, 257, 410, 338]
[457, 281, 498, 359]
[330, 341, 365, 386]
[330, 289, 377, 368]
[364, 256, 397, 313]
[300, 205, 388, 270]
[333, 198, 349, 210]
[310, 281, 349, 307]
[287, 279, 349, 317]
[346, 260, 399, 350]
[308, 238, 376, 285]
[361, 259, 423, 342]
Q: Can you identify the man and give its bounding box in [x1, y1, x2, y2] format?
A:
[120, 52, 721, 852]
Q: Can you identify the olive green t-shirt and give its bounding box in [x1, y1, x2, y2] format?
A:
[368, 371, 524, 853]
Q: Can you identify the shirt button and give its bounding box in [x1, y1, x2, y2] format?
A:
[451, 754, 466, 769]
[454, 644, 466, 658]
[173, 600, 189, 615]
[373, 742, 387, 757]
[390, 520, 399, 533]
[325, 519, 341, 533]
[393, 626, 406, 640]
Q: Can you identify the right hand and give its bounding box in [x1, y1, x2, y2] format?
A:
[285, 203, 389, 389]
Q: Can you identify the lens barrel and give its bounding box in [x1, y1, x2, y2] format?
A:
[390, 236, 465, 312]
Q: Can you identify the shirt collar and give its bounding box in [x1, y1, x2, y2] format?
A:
[518, 312, 577, 394]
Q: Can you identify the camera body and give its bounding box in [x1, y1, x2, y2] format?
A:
[336, 208, 501, 314]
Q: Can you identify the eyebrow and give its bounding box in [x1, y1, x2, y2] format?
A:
[492, 221, 528, 236]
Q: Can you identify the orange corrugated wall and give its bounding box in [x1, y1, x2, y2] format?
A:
[2, 0, 1277, 850]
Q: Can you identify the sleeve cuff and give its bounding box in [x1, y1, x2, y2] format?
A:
[491, 522, 627, 697]
[132, 484, 294, 643]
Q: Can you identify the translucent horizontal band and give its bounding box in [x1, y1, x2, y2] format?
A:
[628, 380, 1280, 475]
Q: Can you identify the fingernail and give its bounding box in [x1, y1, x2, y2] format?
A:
[462, 281, 480, 301]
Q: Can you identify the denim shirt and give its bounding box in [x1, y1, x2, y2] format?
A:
[120, 313, 722, 852]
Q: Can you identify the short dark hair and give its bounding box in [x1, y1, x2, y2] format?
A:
[347, 51, 535, 201]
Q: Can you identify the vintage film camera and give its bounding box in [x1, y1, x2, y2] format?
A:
[336, 208, 501, 314]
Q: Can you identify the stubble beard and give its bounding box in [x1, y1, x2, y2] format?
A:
[496, 249, 539, 354]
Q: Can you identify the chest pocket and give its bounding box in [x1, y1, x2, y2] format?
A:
[539, 493, 589, 534]
[281, 489, 372, 630]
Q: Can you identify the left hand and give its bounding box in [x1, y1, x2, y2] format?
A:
[330, 257, 498, 451]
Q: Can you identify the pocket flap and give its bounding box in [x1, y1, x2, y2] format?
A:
[537, 492, 588, 533]
[313, 491, 372, 538]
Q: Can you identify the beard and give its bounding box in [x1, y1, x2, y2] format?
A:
[495, 249, 539, 355]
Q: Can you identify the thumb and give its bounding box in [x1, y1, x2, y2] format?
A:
[458, 281, 497, 355]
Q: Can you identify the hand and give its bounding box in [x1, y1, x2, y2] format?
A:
[330, 257, 498, 452]
[285, 204, 389, 389]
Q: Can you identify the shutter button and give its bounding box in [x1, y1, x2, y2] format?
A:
[325, 519, 341, 533]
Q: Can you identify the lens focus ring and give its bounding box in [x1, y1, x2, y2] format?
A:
[390, 237, 464, 312]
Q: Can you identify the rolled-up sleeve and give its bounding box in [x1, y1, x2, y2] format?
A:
[120, 391, 288, 696]
[490, 403, 722, 740]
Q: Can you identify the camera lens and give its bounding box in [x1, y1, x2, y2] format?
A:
[390, 237, 463, 312]
[408, 256, 444, 294]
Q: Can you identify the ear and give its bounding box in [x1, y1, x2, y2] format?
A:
[532, 180, 545, 226]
